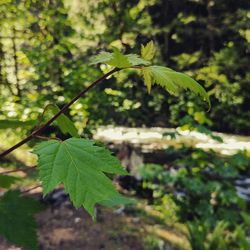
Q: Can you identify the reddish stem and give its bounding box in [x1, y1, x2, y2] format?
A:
[0, 68, 119, 158]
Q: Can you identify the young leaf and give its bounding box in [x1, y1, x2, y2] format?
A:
[90, 51, 149, 67]
[33, 138, 128, 217]
[0, 190, 44, 250]
[50, 105, 79, 137]
[165, 70, 211, 108]
[126, 54, 150, 66]
[0, 174, 19, 188]
[141, 67, 153, 93]
[149, 66, 210, 108]
[89, 51, 113, 65]
[141, 40, 156, 61]
[107, 47, 131, 68]
[150, 66, 179, 95]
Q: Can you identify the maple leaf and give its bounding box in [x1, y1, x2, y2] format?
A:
[141, 41, 156, 61]
[141, 67, 153, 93]
[164, 70, 210, 107]
[149, 66, 210, 108]
[150, 66, 179, 95]
[89, 51, 113, 65]
[90, 50, 149, 68]
[89, 46, 210, 107]
[126, 54, 150, 66]
[107, 47, 131, 68]
[34, 138, 128, 217]
[89, 49, 130, 68]
[0, 190, 44, 250]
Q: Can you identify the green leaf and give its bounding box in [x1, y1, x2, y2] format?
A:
[165, 70, 211, 108]
[90, 50, 149, 68]
[141, 41, 156, 61]
[149, 66, 210, 108]
[126, 54, 150, 66]
[0, 174, 19, 188]
[150, 66, 179, 95]
[0, 120, 36, 129]
[141, 67, 153, 93]
[89, 51, 113, 65]
[50, 105, 79, 137]
[34, 138, 128, 217]
[107, 47, 131, 68]
[0, 190, 44, 250]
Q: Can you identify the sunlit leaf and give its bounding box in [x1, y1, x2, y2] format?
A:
[149, 66, 210, 108]
[34, 138, 128, 217]
[141, 41, 156, 61]
[90, 51, 150, 68]
[150, 66, 179, 95]
[107, 47, 131, 68]
[165, 70, 211, 108]
[126, 54, 150, 66]
[141, 67, 153, 93]
[89, 52, 113, 65]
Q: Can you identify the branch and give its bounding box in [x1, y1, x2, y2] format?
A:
[0, 68, 120, 158]
[0, 166, 36, 175]
[33, 103, 56, 131]
[21, 184, 41, 194]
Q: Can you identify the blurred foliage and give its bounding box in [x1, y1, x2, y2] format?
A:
[0, 0, 249, 135]
[1, 1, 250, 249]
[139, 147, 250, 249]
[143, 235, 165, 250]
[0, 0, 250, 249]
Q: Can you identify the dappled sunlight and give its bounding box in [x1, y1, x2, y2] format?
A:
[0, 130, 36, 166]
[145, 226, 190, 250]
[47, 228, 77, 245]
[0, 0, 249, 249]
[95, 126, 250, 155]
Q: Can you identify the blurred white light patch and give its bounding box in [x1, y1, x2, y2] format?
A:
[94, 126, 250, 155]
[196, 140, 250, 155]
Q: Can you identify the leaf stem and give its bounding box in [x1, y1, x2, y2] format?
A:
[0, 68, 120, 158]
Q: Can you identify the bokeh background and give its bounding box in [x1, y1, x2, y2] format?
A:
[0, 0, 250, 249]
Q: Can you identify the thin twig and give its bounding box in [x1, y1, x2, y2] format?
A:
[0, 67, 120, 158]
[0, 166, 36, 175]
[32, 103, 55, 132]
[32, 135, 62, 141]
[21, 184, 41, 194]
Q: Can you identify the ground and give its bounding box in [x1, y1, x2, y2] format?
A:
[0, 131, 189, 250]
[0, 192, 187, 250]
